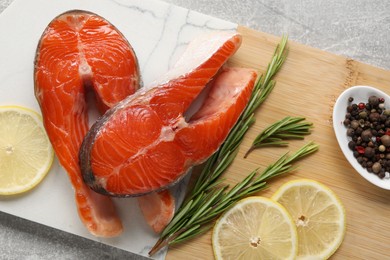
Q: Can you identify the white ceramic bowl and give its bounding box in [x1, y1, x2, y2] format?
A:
[333, 85, 390, 190]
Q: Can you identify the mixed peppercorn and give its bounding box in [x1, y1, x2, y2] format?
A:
[343, 95, 390, 179]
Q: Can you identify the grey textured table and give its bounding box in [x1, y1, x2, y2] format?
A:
[0, 0, 389, 259]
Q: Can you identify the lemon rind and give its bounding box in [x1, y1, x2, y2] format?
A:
[212, 196, 298, 260]
[0, 105, 54, 195]
[272, 179, 346, 260]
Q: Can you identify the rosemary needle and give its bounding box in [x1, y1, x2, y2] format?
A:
[244, 116, 313, 158]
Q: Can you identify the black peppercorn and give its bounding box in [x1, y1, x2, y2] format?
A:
[355, 127, 363, 136]
[368, 96, 379, 106]
[369, 112, 380, 122]
[367, 161, 373, 168]
[364, 147, 375, 158]
[350, 120, 359, 129]
[361, 129, 372, 142]
[381, 135, 390, 147]
[357, 157, 363, 164]
[347, 128, 354, 137]
[344, 95, 389, 179]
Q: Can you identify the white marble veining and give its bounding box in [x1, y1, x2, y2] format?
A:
[0, 0, 236, 259]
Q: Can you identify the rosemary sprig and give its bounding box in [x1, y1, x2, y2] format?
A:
[149, 142, 318, 255]
[149, 36, 290, 256]
[244, 116, 313, 158]
[189, 35, 289, 202]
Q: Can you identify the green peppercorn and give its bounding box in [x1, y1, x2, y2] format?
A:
[359, 111, 367, 119]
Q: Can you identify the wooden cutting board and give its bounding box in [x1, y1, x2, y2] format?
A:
[166, 25, 390, 259]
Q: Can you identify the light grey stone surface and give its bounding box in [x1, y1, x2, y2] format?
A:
[0, 0, 389, 259]
[165, 0, 390, 70]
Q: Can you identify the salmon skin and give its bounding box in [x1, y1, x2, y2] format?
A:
[34, 10, 140, 237]
[80, 32, 257, 197]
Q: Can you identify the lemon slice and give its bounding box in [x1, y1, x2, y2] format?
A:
[212, 196, 298, 260]
[0, 105, 54, 195]
[272, 179, 346, 260]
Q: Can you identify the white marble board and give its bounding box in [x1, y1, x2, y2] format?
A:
[0, 0, 236, 258]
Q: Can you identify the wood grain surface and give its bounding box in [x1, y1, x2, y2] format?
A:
[166, 26, 390, 259]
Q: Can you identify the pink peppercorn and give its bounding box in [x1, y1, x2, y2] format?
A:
[355, 146, 365, 154]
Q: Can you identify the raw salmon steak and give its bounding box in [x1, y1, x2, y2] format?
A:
[80, 31, 257, 197]
[34, 10, 140, 237]
[138, 190, 175, 233]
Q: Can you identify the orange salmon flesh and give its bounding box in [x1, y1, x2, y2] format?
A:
[34, 10, 140, 237]
[80, 32, 257, 197]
